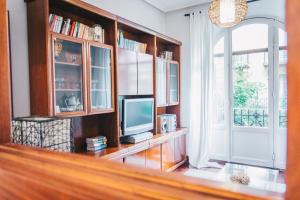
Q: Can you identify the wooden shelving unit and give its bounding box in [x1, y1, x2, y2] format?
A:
[26, 0, 185, 171]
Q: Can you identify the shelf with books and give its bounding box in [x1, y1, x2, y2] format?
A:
[49, 14, 106, 44]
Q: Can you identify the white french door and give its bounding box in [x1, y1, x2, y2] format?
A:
[210, 18, 287, 169]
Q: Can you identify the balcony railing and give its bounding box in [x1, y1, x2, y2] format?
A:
[233, 108, 287, 128]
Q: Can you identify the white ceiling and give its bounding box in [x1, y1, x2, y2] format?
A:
[144, 0, 211, 12]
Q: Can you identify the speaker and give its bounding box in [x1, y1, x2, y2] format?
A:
[157, 115, 167, 133]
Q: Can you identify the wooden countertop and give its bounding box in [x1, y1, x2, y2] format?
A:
[83, 128, 188, 160]
[0, 144, 283, 200]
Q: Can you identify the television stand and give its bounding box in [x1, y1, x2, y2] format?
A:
[120, 132, 153, 144]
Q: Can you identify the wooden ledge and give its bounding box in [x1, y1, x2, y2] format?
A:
[83, 128, 188, 160]
[0, 144, 283, 200]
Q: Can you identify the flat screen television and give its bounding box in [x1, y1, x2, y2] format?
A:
[122, 98, 154, 136]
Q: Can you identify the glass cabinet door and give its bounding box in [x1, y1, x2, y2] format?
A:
[156, 58, 167, 106]
[53, 37, 85, 115]
[168, 62, 179, 105]
[89, 44, 113, 112]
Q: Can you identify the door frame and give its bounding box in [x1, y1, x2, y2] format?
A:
[212, 17, 287, 169]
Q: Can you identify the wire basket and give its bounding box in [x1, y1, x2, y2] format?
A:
[11, 117, 74, 152]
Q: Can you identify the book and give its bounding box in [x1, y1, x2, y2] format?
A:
[49, 15, 57, 32]
[64, 19, 71, 35]
[87, 144, 107, 152]
[69, 21, 76, 36]
[86, 136, 107, 143]
[49, 14, 54, 25]
[87, 141, 107, 148]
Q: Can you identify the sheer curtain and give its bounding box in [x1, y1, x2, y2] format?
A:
[188, 11, 216, 168]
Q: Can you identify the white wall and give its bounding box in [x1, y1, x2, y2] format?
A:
[165, 0, 286, 128]
[7, 0, 165, 117]
[7, 0, 30, 117]
[83, 0, 166, 33]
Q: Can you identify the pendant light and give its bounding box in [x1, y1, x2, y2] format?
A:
[208, 0, 248, 28]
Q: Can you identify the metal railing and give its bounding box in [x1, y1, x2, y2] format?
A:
[233, 108, 287, 128]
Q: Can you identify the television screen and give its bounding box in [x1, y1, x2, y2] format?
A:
[123, 98, 154, 136]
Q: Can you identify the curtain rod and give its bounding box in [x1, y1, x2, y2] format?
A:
[184, 0, 261, 17]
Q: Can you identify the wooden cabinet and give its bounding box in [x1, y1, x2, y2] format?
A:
[156, 59, 180, 106]
[156, 59, 167, 106]
[118, 48, 138, 95]
[87, 42, 114, 114]
[124, 150, 146, 168]
[137, 53, 153, 95]
[174, 134, 186, 164]
[52, 36, 86, 116]
[146, 145, 161, 170]
[162, 139, 176, 171]
[168, 61, 179, 105]
[118, 48, 153, 95]
[51, 34, 115, 117]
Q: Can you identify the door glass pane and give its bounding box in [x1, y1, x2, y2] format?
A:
[54, 38, 84, 114]
[90, 46, 112, 110]
[232, 24, 269, 127]
[169, 63, 178, 104]
[278, 28, 288, 128]
[213, 37, 225, 126]
[156, 59, 167, 106]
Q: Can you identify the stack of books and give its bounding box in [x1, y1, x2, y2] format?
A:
[86, 136, 107, 152]
[49, 14, 105, 43]
[117, 30, 147, 53]
[160, 51, 173, 60]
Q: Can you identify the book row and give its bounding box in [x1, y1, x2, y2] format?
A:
[49, 14, 105, 43]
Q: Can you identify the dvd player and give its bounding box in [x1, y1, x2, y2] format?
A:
[121, 132, 153, 144]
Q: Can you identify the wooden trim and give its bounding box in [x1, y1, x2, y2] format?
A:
[117, 16, 156, 36]
[165, 158, 187, 173]
[86, 128, 188, 160]
[0, 0, 12, 143]
[156, 32, 182, 46]
[0, 144, 283, 200]
[286, 0, 300, 199]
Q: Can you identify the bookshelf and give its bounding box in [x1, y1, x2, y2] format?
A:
[26, 0, 185, 171]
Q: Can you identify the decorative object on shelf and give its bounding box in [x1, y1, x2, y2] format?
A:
[65, 51, 82, 65]
[54, 40, 63, 57]
[230, 172, 250, 185]
[86, 136, 107, 152]
[64, 93, 81, 111]
[11, 117, 73, 152]
[159, 51, 173, 60]
[55, 78, 65, 89]
[208, 0, 248, 28]
[91, 80, 99, 89]
[92, 24, 105, 43]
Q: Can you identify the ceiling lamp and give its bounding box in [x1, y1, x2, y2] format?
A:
[208, 0, 248, 28]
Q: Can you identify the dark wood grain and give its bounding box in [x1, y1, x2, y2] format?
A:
[27, 0, 52, 116]
[0, 0, 12, 143]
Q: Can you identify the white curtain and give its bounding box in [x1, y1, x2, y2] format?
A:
[188, 11, 215, 168]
